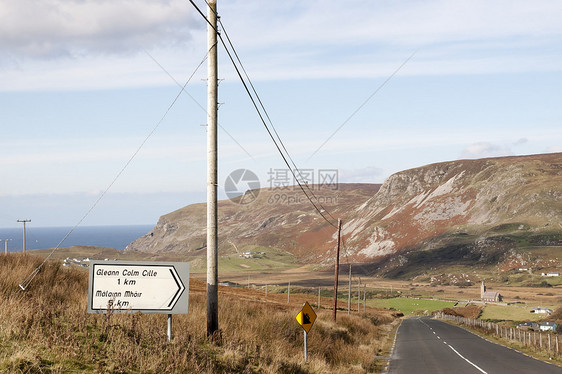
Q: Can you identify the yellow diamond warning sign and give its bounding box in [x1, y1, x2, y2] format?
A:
[296, 301, 317, 333]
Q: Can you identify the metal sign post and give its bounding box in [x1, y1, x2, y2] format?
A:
[296, 301, 317, 362]
[167, 314, 173, 342]
[304, 330, 308, 361]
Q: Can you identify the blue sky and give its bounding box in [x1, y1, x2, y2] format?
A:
[1, 0, 562, 228]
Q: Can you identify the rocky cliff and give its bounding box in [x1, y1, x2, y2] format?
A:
[126, 153, 562, 268]
[343, 153, 562, 261]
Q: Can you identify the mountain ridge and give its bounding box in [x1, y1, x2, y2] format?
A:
[126, 153, 562, 275]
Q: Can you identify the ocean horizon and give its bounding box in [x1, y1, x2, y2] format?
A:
[0, 224, 154, 252]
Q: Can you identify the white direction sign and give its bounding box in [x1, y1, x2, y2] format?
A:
[88, 260, 189, 314]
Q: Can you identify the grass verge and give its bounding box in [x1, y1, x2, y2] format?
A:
[0, 253, 397, 373]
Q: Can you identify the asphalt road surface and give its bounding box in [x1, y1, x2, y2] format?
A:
[387, 317, 561, 374]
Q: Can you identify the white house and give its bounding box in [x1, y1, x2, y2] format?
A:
[539, 322, 557, 332]
[532, 307, 553, 314]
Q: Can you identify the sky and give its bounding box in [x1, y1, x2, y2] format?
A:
[1, 0, 562, 228]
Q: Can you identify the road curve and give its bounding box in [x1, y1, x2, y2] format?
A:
[387, 317, 561, 374]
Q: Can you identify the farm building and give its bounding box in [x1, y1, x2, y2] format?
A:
[516, 322, 539, 331]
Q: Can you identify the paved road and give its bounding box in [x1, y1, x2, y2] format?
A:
[388, 317, 561, 374]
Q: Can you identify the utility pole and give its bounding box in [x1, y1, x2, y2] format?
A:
[206, 0, 219, 339]
[3, 239, 11, 255]
[348, 264, 352, 314]
[332, 219, 342, 322]
[17, 219, 31, 253]
[357, 277, 361, 312]
[363, 283, 366, 313]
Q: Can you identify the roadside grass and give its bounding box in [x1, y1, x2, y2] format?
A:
[0, 253, 396, 373]
[367, 297, 456, 315]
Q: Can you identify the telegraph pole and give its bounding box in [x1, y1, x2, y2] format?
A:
[3, 239, 11, 255]
[206, 0, 219, 338]
[332, 219, 342, 322]
[348, 264, 352, 314]
[17, 219, 31, 253]
[357, 277, 361, 312]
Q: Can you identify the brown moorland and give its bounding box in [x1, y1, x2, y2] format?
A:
[0, 254, 399, 373]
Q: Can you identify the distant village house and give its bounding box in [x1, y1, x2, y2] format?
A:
[516, 322, 539, 331]
[531, 307, 553, 314]
[480, 281, 502, 302]
[539, 322, 557, 332]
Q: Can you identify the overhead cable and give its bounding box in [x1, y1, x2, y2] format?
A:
[19, 50, 211, 291]
[189, 0, 338, 228]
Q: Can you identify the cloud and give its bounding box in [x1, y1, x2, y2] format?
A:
[0, 0, 199, 61]
[3, 0, 562, 90]
[513, 138, 529, 146]
[460, 142, 513, 159]
[339, 166, 384, 183]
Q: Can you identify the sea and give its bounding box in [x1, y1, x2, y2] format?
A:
[0, 225, 154, 253]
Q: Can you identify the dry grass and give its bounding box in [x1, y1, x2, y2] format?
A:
[0, 254, 396, 373]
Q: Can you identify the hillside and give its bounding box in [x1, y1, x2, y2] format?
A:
[0, 254, 398, 373]
[344, 153, 561, 259]
[126, 153, 562, 277]
[126, 183, 380, 263]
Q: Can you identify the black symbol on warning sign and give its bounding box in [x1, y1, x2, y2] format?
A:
[302, 312, 311, 324]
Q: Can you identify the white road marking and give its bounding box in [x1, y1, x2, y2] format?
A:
[419, 318, 486, 373]
[446, 343, 488, 374]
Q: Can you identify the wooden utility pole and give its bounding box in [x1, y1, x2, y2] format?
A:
[363, 283, 366, 312]
[17, 219, 31, 253]
[348, 264, 352, 314]
[206, 0, 219, 338]
[357, 277, 361, 312]
[332, 219, 342, 322]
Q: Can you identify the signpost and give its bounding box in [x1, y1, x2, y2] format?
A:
[88, 260, 190, 341]
[296, 301, 317, 361]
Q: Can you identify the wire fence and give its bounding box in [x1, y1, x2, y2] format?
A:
[435, 312, 560, 357]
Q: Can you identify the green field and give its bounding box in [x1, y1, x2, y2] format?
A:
[480, 304, 548, 321]
[190, 246, 299, 273]
[368, 297, 456, 315]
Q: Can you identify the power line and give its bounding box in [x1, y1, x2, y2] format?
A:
[189, 0, 338, 228]
[218, 19, 338, 224]
[19, 50, 210, 291]
[307, 50, 417, 162]
[144, 49, 255, 161]
[197, 0, 379, 280]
